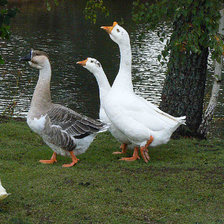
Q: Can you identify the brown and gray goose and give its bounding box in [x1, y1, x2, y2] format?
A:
[20, 49, 108, 167]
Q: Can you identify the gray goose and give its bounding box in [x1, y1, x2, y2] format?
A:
[20, 49, 107, 167]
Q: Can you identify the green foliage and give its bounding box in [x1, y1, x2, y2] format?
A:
[0, 120, 224, 223]
[84, 0, 109, 24]
[132, 0, 224, 63]
[0, 0, 17, 39]
[0, 0, 17, 63]
[45, 0, 59, 11]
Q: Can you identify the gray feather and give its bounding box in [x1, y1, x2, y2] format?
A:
[42, 104, 107, 151]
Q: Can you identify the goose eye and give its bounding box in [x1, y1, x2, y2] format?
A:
[117, 28, 120, 32]
[90, 60, 93, 63]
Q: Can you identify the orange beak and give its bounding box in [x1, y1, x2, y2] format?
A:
[101, 21, 118, 34]
[76, 58, 88, 66]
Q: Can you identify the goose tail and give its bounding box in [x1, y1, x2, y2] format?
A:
[166, 115, 186, 136]
[176, 116, 186, 125]
[96, 120, 110, 133]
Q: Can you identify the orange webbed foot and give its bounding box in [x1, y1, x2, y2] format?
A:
[62, 151, 79, 168]
[140, 147, 150, 163]
[140, 136, 154, 163]
[62, 160, 79, 167]
[120, 147, 140, 162]
[120, 156, 140, 161]
[39, 152, 57, 164]
[112, 143, 127, 154]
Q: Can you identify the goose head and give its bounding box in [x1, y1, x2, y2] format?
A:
[77, 57, 103, 75]
[101, 22, 130, 46]
[20, 49, 50, 70]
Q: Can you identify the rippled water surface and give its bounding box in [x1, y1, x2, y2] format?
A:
[0, 0, 223, 119]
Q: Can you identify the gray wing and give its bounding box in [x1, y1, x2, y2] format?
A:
[43, 104, 107, 151]
[48, 104, 106, 136]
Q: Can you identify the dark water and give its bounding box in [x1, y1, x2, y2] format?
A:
[0, 0, 223, 119]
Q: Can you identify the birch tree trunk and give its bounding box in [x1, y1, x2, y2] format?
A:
[197, 9, 224, 137]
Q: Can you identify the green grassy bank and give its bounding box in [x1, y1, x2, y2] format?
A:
[0, 120, 223, 224]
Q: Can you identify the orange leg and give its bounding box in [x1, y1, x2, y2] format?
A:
[112, 143, 127, 155]
[120, 147, 140, 161]
[140, 136, 154, 163]
[39, 152, 57, 164]
[62, 151, 79, 168]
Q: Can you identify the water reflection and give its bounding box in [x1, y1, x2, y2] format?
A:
[131, 25, 169, 106]
[0, 0, 223, 119]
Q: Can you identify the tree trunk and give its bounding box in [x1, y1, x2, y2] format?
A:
[159, 10, 209, 138]
[197, 9, 224, 137]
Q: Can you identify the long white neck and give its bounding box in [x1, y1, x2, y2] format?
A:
[93, 68, 111, 103]
[112, 41, 133, 92]
[29, 61, 52, 118]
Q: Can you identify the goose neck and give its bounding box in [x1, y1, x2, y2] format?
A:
[113, 41, 133, 91]
[30, 63, 52, 115]
[94, 69, 111, 102]
[119, 43, 132, 73]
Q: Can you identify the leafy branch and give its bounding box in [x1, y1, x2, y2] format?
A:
[132, 0, 224, 63]
[0, 0, 17, 64]
[46, 0, 59, 11]
[84, 0, 109, 24]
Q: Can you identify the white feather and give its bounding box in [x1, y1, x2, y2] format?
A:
[27, 115, 47, 135]
[0, 179, 10, 201]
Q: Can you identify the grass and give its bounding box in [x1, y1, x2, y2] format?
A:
[0, 120, 224, 224]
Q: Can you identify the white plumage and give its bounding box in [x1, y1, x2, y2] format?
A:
[0, 179, 10, 201]
[100, 22, 186, 162]
[77, 57, 133, 155]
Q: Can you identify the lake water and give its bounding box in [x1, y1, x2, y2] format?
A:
[0, 0, 223, 119]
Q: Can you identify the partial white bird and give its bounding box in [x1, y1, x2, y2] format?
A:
[100, 22, 186, 162]
[0, 179, 10, 201]
[20, 49, 108, 167]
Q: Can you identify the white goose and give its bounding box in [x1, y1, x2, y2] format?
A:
[20, 49, 108, 167]
[0, 179, 10, 201]
[77, 57, 135, 156]
[100, 22, 186, 162]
